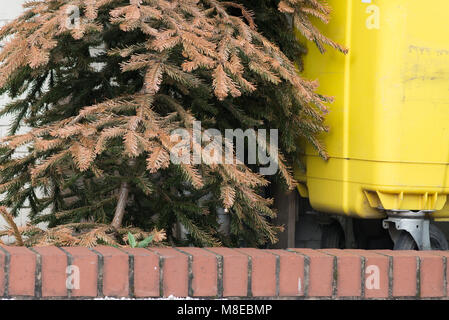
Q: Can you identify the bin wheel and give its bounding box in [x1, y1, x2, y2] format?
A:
[394, 224, 449, 250]
[321, 222, 345, 249]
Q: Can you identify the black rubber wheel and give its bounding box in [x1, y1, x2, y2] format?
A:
[321, 222, 345, 249]
[393, 224, 449, 250]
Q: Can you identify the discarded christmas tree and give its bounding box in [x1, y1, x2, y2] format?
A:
[0, 0, 344, 247]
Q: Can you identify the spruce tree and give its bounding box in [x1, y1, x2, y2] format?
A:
[0, 0, 344, 247]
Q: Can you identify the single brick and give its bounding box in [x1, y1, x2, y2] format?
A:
[376, 250, 417, 298]
[270, 249, 304, 297]
[149, 247, 188, 297]
[289, 248, 334, 297]
[177, 247, 217, 297]
[63, 247, 98, 297]
[346, 249, 390, 299]
[94, 246, 129, 297]
[431, 251, 449, 297]
[34, 246, 68, 297]
[236, 248, 277, 297]
[124, 248, 159, 298]
[0, 247, 7, 297]
[320, 249, 361, 298]
[3, 247, 36, 296]
[207, 247, 247, 297]
[415, 251, 444, 298]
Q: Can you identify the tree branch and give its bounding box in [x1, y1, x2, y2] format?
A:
[0, 206, 24, 246]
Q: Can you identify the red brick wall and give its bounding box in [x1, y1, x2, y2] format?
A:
[0, 246, 448, 299]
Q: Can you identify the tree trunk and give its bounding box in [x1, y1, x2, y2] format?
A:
[111, 158, 136, 229]
[111, 181, 130, 229]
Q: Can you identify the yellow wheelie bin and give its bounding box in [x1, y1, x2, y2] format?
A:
[295, 0, 449, 249]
